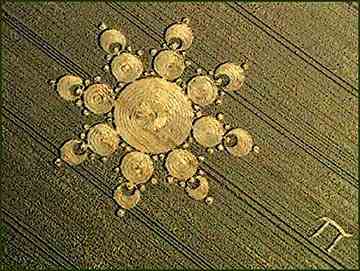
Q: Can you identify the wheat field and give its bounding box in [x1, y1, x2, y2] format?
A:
[1, 1, 358, 269]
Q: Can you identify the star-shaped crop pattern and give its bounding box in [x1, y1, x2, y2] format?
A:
[52, 18, 259, 217]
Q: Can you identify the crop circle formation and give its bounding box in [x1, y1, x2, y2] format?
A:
[52, 18, 259, 216]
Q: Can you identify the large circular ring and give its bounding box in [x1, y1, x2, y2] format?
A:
[114, 78, 193, 154]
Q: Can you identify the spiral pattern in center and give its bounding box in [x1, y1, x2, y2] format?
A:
[114, 77, 193, 154]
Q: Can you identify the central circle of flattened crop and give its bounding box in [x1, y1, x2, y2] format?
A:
[114, 77, 193, 154]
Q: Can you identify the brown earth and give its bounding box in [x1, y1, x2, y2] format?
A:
[1, 1, 358, 269]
